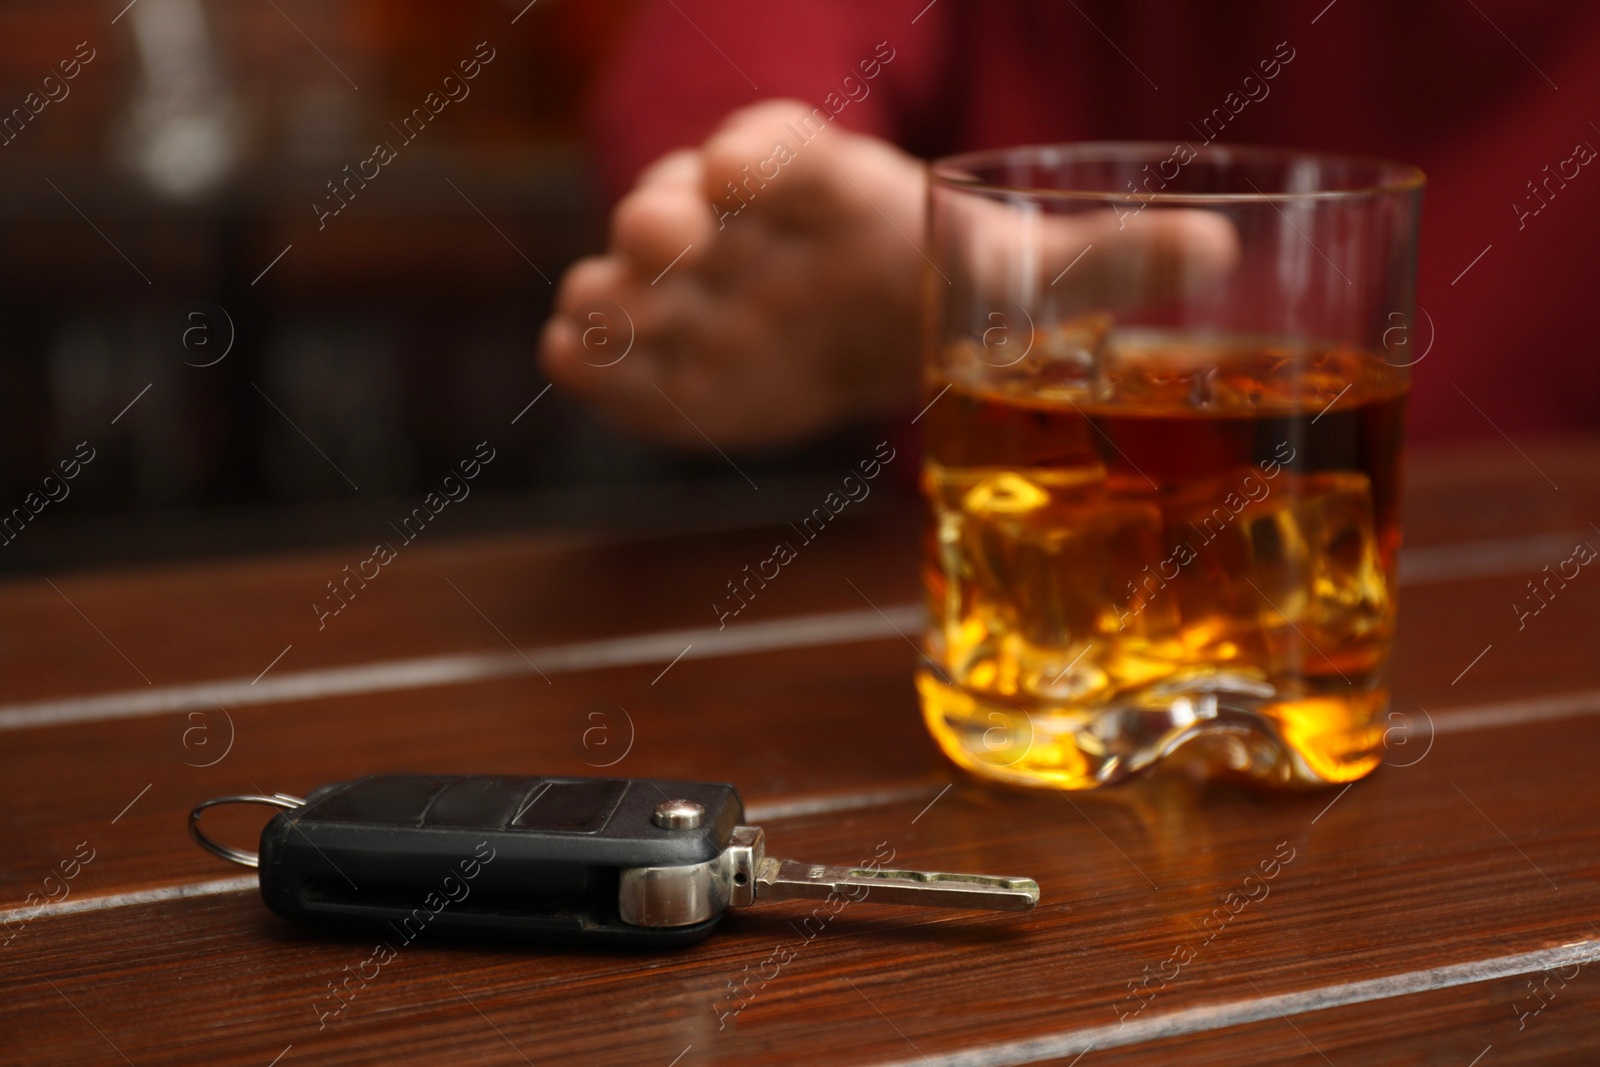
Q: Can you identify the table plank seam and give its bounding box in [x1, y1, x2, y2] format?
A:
[0, 525, 1587, 732]
[0, 603, 923, 730]
[865, 937, 1600, 1067]
[0, 875, 258, 927]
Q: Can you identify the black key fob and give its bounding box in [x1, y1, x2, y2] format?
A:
[257, 775, 742, 947]
[190, 774, 1039, 949]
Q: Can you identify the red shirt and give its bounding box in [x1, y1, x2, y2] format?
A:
[592, 0, 1600, 442]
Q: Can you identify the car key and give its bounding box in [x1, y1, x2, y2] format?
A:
[190, 774, 1039, 947]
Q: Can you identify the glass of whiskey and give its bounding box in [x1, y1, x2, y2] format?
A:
[919, 143, 1424, 789]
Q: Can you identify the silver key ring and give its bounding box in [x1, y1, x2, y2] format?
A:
[189, 793, 306, 869]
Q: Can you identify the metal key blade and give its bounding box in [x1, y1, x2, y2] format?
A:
[754, 856, 1039, 912]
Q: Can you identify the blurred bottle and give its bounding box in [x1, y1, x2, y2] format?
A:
[117, 0, 241, 199]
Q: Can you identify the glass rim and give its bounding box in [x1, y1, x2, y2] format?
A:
[930, 141, 1426, 203]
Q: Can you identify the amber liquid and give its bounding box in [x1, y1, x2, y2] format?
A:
[919, 330, 1408, 789]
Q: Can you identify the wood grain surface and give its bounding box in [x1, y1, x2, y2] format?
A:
[2, 436, 1598, 1066]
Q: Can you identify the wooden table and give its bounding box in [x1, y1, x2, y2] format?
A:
[4, 436, 1599, 1066]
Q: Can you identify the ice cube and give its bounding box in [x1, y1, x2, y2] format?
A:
[943, 311, 1112, 393]
[1032, 311, 1113, 389]
[953, 470, 1170, 649]
[1162, 470, 1390, 672]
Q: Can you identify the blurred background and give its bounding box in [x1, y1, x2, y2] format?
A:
[0, 0, 893, 575]
[3, 0, 1596, 575]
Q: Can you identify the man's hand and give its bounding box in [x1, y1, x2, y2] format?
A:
[541, 102, 1243, 451]
[539, 100, 927, 450]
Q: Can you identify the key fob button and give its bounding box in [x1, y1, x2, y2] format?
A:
[651, 799, 705, 829]
[308, 776, 454, 824]
[509, 778, 629, 834]
[423, 776, 535, 829]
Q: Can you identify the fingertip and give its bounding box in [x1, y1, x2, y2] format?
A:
[715, 98, 820, 137]
[611, 184, 712, 274]
[1181, 208, 1244, 275]
[554, 255, 630, 316]
[538, 315, 578, 379]
[700, 99, 900, 226]
[1128, 208, 1244, 288]
[700, 100, 819, 195]
[637, 149, 703, 190]
[1047, 207, 1244, 296]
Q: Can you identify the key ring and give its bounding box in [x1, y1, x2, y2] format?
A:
[189, 793, 306, 869]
